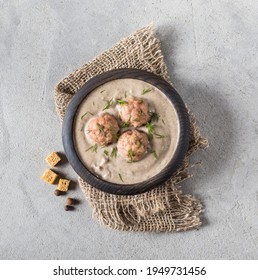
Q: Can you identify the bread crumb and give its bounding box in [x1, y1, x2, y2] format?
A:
[41, 169, 58, 184]
[58, 178, 70, 192]
[45, 152, 61, 167]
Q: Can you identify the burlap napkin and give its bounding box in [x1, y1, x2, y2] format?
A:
[54, 25, 208, 232]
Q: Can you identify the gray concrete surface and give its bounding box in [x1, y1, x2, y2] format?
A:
[1, 0, 258, 260]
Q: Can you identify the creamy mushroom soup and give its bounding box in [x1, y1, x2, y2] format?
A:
[73, 78, 179, 184]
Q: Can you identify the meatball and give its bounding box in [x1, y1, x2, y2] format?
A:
[117, 130, 149, 162]
[117, 96, 150, 127]
[87, 114, 119, 146]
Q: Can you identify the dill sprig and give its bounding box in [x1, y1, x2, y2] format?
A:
[121, 122, 130, 128]
[128, 149, 133, 162]
[150, 112, 159, 123]
[119, 173, 124, 182]
[117, 99, 128, 105]
[110, 147, 117, 159]
[102, 98, 113, 110]
[146, 121, 165, 139]
[81, 111, 93, 120]
[154, 133, 165, 139]
[141, 88, 152, 95]
[146, 122, 155, 137]
[121, 117, 131, 128]
[85, 144, 97, 153]
[96, 123, 104, 133]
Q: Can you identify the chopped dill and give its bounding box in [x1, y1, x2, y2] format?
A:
[110, 147, 117, 159]
[141, 88, 152, 95]
[121, 122, 130, 128]
[146, 122, 155, 137]
[150, 112, 159, 123]
[146, 122, 164, 139]
[162, 119, 165, 125]
[117, 99, 128, 105]
[96, 123, 104, 133]
[119, 173, 124, 182]
[103, 150, 109, 157]
[102, 98, 113, 110]
[128, 149, 133, 162]
[121, 117, 131, 128]
[81, 111, 93, 120]
[85, 144, 97, 153]
[154, 133, 165, 139]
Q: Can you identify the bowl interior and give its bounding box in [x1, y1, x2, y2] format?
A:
[62, 69, 190, 195]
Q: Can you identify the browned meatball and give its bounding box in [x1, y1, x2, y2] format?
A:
[117, 130, 149, 162]
[117, 96, 150, 127]
[87, 114, 119, 146]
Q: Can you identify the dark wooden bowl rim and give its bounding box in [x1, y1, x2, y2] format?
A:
[62, 69, 190, 195]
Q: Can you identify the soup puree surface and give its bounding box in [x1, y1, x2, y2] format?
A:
[73, 78, 179, 184]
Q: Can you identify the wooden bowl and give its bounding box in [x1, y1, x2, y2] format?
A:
[62, 69, 190, 195]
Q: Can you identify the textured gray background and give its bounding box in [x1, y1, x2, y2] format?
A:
[1, 0, 258, 260]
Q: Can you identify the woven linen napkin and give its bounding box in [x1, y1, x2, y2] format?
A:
[54, 25, 208, 232]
